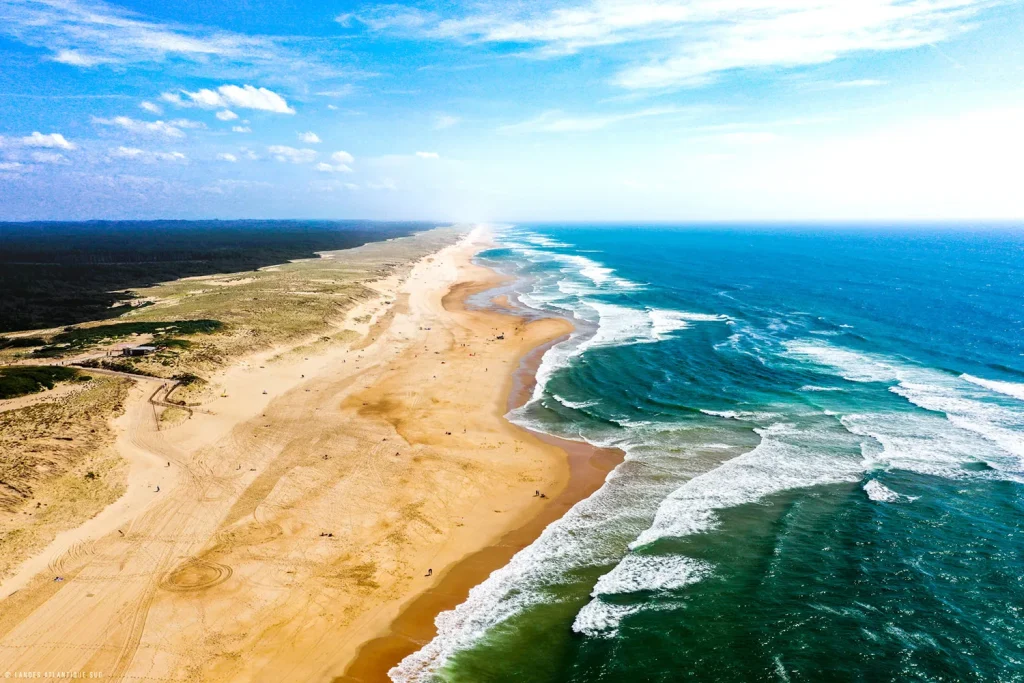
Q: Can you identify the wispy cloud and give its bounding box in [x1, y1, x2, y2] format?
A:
[434, 114, 461, 129]
[316, 85, 356, 98]
[93, 116, 203, 138]
[499, 106, 684, 133]
[0, 0, 277, 69]
[202, 178, 273, 194]
[50, 49, 115, 67]
[310, 179, 360, 192]
[832, 79, 889, 88]
[415, 151, 440, 158]
[316, 150, 354, 172]
[349, 0, 998, 90]
[21, 131, 77, 149]
[109, 146, 187, 163]
[366, 178, 397, 191]
[268, 145, 317, 163]
[30, 150, 70, 164]
[162, 84, 295, 114]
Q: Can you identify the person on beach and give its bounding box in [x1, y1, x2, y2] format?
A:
[425, 568, 432, 577]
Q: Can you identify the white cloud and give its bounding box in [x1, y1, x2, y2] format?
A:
[168, 118, 205, 129]
[216, 110, 239, 121]
[51, 49, 112, 67]
[93, 116, 199, 138]
[268, 145, 317, 163]
[310, 179, 360, 192]
[140, 101, 163, 114]
[316, 85, 356, 98]
[0, 0, 286, 72]
[30, 151, 69, 164]
[216, 153, 238, 162]
[832, 79, 889, 88]
[0, 161, 26, 172]
[499, 107, 682, 133]
[232, 125, 252, 133]
[165, 84, 295, 114]
[352, 0, 996, 90]
[366, 178, 397, 190]
[21, 132, 77, 149]
[298, 131, 321, 143]
[110, 146, 145, 158]
[339, 7, 432, 31]
[203, 178, 274, 194]
[327, 104, 339, 110]
[434, 114, 461, 129]
[316, 150, 354, 172]
[415, 151, 440, 158]
[331, 150, 354, 164]
[109, 146, 187, 163]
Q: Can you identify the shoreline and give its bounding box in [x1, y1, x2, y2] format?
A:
[0, 226, 622, 683]
[340, 248, 623, 682]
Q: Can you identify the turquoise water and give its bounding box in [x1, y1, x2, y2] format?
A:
[393, 224, 1024, 682]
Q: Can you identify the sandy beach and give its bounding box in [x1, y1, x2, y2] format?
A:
[0, 227, 614, 682]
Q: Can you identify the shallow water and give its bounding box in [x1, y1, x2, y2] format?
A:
[393, 224, 1024, 683]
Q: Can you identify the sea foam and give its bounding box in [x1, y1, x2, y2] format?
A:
[961, 374, 1024, 402]
[629, 422, 862, 548]
[788, 340, 1024, 473]
[863, 480, 916, 503]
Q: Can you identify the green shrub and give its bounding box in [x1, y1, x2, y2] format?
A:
[31, 320, 222, 358]
[0, 336, 48, 349]
[172, 371, 204, 385]
[0, 365, 80, 399]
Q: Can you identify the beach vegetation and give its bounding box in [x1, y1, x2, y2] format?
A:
[0, 365, 81, 399]
[30, 320, 222, 358]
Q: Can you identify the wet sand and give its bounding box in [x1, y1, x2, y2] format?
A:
[340, 267, 623, 683]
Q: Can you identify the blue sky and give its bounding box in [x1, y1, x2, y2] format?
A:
[0, 0, 1022, 221]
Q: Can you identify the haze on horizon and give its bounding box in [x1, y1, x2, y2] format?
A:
[0, 0, 1021, 223]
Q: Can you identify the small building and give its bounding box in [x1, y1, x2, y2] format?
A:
[122, 345, 156, 357]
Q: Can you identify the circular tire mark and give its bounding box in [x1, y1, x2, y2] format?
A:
[159, 559, 233, 592]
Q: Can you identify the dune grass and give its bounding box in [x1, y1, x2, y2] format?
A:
[0, 375, 130, 579]
[110, 226, 464, 377]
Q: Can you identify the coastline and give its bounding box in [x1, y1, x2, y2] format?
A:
[0, 227, 621, 683]
[340, 245, 623, 682]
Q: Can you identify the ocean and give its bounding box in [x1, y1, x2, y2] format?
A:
[393, 224, 1024, 682]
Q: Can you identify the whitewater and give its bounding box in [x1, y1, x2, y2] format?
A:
[392, 223, 1024, 683]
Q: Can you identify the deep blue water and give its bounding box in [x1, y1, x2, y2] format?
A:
[393, 224, 1024, 683]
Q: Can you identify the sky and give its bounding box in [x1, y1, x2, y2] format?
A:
[0, 0, 1022, 222]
